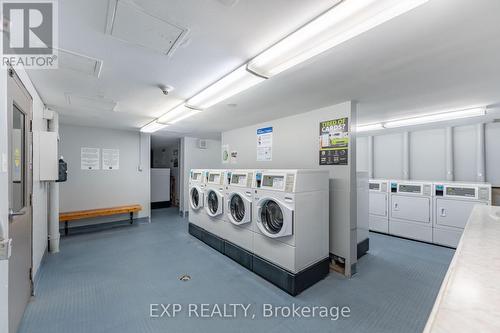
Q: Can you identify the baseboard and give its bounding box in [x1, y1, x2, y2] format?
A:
[151, 201, 171, 209]
[357, 238, 370, 259]
[188, 223, 329, 296]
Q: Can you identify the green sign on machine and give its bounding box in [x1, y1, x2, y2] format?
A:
[319, 117, 349, 166]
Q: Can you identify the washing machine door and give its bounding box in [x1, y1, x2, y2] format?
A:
[206, 189, 223, 217]
[190, 186, 204, 210]
[227, 192, 251, 225]
[256, 198, 293, 238]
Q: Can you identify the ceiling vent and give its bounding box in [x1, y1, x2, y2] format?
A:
[57, 49, 103, 78]
[106, 0, 188, 56]
[65, 93, 118, 112]
[198, 139, 208, 149]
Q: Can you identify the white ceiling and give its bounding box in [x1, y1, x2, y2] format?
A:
[27, 0, 500, 139]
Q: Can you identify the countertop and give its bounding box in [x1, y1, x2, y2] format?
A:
[424, 205, 500, 333]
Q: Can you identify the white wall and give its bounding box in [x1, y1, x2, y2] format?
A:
[180, 137, 221, 213]
[221, 101, 358, 275]
[0, 67, 51, 333]
[0, 67, 9, 333]
[358, 122, 500, 186]
[59, 125, 151, 227]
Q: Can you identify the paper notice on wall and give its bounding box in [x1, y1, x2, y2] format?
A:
[102, 149, 120, 170]
[222, 144, 230, 164]
[230, 151, 238, 164]
[81, 147, 100, 170]
[257, 127, 273, 162]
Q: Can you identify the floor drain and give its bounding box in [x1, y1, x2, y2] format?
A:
[179, 274, 191, 282]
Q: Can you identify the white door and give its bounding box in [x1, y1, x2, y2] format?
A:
[8, 69, 33, 333]
[227, 193, 251, 225]
[436, 199, 486, 229]
[206, 189, 223, 217]
[391, 195, 431, 223]
[369, 192, 387, 217]
[256, 198, 293, 238]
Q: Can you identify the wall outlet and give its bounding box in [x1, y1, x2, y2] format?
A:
[0, 238, 12, 260]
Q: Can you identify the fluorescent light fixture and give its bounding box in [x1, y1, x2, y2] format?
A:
[140, 121, 168, 133]
[248, 0, 429, 78]
[187, 65, 265, 109]
[384, 108, 487, 128]
[157, 104, 202, 124]
[356, 123, 384, 132]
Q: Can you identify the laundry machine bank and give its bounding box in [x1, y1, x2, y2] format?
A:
[188, 169, 330, 296]
[371, 179, 492, 248]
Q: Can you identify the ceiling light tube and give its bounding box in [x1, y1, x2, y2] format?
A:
[248, 0, 429, 78]
[356, 123, 384, 132]
[187, 65, 266, 110]
[157, 104, 198, 124]
[140, 121, 168, 133]
[383, 108, 487, 128]
[168, 108, 201, 124]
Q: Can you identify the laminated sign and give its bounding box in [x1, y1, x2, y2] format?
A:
[257, 127, 273, 162]
[319, 118, 349, 166]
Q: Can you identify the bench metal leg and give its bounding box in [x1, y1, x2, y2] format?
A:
[65, 221, 69, 236]
[130, 212, 134, 224]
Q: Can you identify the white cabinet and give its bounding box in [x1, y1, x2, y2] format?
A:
[34, 131, 58, 181]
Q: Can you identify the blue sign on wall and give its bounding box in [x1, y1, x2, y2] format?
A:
[257, 127, 273, 135]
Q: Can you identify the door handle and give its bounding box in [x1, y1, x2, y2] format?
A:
[8, 209, 25, 219]
[440, 208, 447, 217]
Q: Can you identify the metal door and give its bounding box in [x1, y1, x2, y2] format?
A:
[369, 192, 387, 217]
[391, 195, 430, 223]
[7, 69, 33, 333]
[436, 199, 486, 229]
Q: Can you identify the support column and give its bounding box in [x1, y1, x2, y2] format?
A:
[48, 111, 60, 253]
[446, 127, 454, 181]
[476, 123, 486, 182]
[368, 136, 374, 179]
[402, 132, 410, 180]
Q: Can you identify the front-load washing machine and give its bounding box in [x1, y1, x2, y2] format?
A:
[204, 169, 230, 239]
[222, 170, 256, 269]
[188, 169, 207, 229]
[369, 179, 390, 233]
[252, 169, 330, 295]
[389, 180, 433, 243]
[433, 182, 491, 248]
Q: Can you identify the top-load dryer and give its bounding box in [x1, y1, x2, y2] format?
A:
[188, 169, 207, 229]
[433, 182, 491, 248]
[252, 170, 330, 275]
[369, 179, 390, 234]
[389, 180, 433, 243]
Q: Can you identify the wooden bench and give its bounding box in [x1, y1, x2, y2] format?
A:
[59, 204, 142, 236]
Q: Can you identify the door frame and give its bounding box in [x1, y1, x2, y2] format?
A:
[7, 67, 34, 292]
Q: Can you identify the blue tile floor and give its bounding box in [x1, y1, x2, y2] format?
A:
[19, 208, 454, 333]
